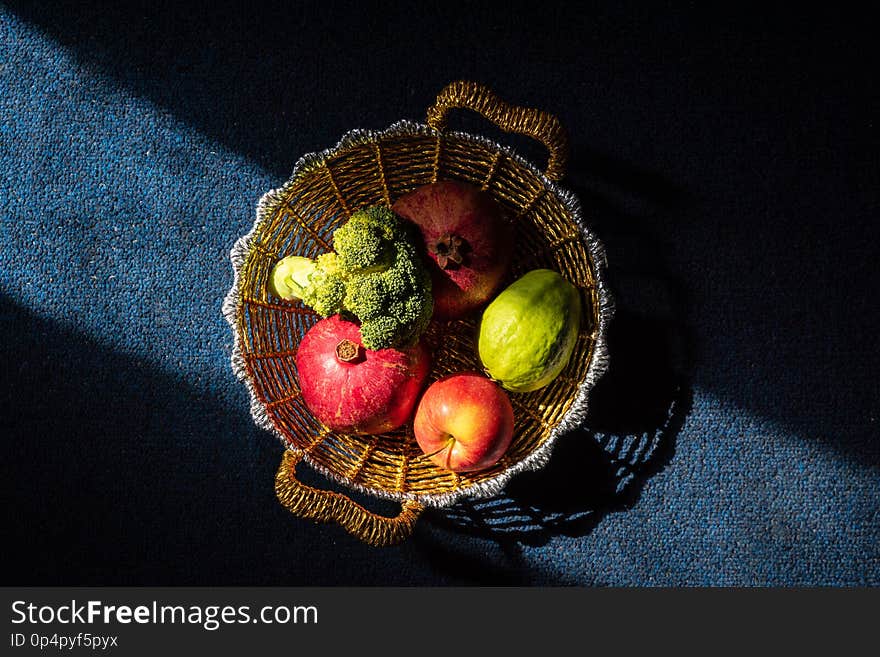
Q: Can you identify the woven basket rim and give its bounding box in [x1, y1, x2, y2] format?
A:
[221, 119, 614, 508]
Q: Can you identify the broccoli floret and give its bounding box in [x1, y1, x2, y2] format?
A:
[333, 206, 398, 271]
[299, 252, 346, 316]
[268, 206, 433, 350]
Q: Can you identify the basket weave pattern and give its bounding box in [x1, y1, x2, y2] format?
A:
[224, 83, 611, 543]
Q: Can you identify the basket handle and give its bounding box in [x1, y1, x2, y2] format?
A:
[274, 449, 424, 546]
[426, 80, 569, 181]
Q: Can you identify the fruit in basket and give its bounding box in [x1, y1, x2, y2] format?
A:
[413, 372, 515, 473]
[296, 315, 431, 435]
[392, 180, 511, 320]
[477, 268, 581, 392]
[269, 206, 433, 351]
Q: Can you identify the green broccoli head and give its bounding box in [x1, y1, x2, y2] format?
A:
[339, 208, 433, 350]
[297, 252, 346, 317]
[345, 268, 433, 350]
[333, 206, 401, 272]
[271, 206, 433, 350]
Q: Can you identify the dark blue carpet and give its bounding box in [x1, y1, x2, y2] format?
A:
[2, 2, 877, 586]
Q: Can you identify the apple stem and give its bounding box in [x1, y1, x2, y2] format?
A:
[423, 436, 455, 460]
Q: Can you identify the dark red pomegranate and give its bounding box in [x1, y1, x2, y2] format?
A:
[295, 315, 430, 435]
[392, 180, 511, 320]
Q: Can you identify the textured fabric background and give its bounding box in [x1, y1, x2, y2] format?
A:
[2, 2, 877, 586]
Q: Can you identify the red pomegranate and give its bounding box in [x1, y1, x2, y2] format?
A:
[392, 180, 511, 320]
[295, 315, 430, 435]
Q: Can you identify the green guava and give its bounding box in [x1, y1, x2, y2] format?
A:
[477, 269, 581, 392]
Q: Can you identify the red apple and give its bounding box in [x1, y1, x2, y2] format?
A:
[413, 372, 515, 473]
[392, 180, 511, 320]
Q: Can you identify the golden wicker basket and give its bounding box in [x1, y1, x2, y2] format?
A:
[222, 81, 612, 546]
